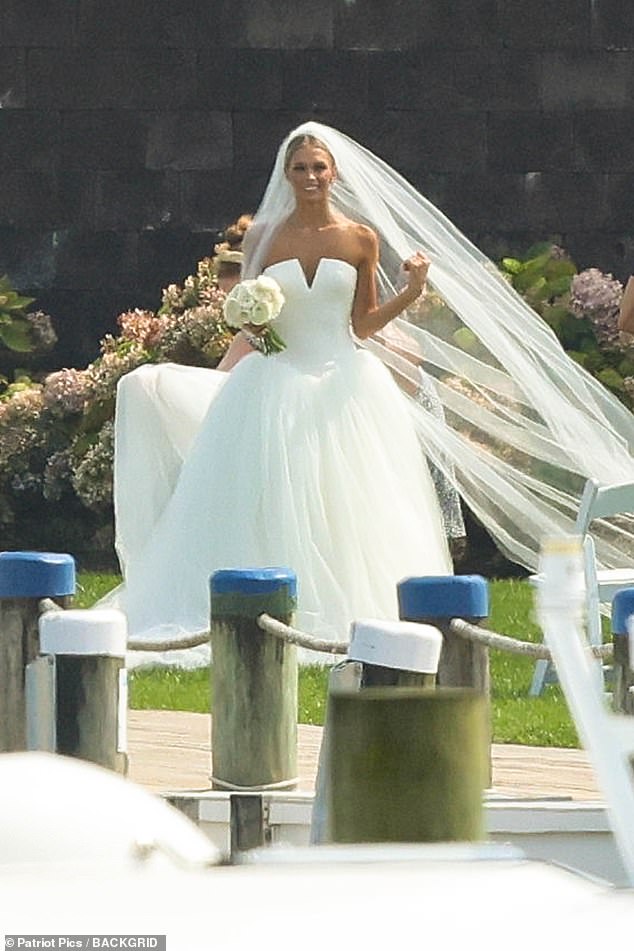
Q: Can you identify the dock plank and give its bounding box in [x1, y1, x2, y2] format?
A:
[127, 709, 602, 801]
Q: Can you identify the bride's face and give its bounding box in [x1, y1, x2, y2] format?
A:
[285, 145, 336, 203]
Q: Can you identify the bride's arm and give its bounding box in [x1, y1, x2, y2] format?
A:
[216, 331, 256, 371]
[351, 228, 429, 339]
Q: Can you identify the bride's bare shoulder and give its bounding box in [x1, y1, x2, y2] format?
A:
[337, 220, 378, 263]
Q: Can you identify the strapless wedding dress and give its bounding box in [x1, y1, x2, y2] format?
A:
[108, 258, 451, 666]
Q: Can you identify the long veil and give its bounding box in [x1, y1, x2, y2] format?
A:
[243, 121, 634, 572]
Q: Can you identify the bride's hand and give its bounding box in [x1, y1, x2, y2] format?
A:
[402, 251, 430, 298]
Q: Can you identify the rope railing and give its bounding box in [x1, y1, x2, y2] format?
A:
[256, 614, 348, 654]
[449, 617, 613, 661]
[102, 606, 613, 662]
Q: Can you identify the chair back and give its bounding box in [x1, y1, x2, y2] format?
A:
[575, 479, 634, 536]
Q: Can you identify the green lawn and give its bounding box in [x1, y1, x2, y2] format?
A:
[76, 571, 585, 748]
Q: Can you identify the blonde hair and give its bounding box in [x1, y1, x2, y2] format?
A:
[283, 134, 336, 172]
[214, 214, 252, 275]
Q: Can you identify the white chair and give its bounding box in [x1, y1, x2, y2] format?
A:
[536, 537, 634, 885]
[575, 478, 634, 600]
[529, 478, 634, 697]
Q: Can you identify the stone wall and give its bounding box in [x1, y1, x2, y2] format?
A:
[1, 0, 634, 367]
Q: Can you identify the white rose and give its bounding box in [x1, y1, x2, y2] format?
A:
[223, 294, 246, 328]
[254, 276, 285, 314]
[250, 300, 273, 326]
[222, 277, 284, 330]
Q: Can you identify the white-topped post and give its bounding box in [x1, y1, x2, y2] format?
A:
[348, 617, 442, 688]
[311, 617, 443, 844]
[32, 608, 128, 773]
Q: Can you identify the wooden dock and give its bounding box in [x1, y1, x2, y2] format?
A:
[127, 709, 603, 802]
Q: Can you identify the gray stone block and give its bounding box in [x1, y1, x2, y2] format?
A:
[419, 0, 499, 49]
[145, 112, 232, 171]
[138, 230, 221, 288]
[488, 112, 575, 171]
[27, 49, 197, 109]
[0, 0, 77, 46]
[180, 169, 245, 230]
[498, 0, 592, 49]
[282, 51, 367, 111]
[564, 230, 634, 278]
[61, 111, 149, 170]
[336, 0, 497, 51]
[228, 0, 333, 50]
[232, 111, 308, 170]
[527, 172, 607, 231]
[369, 51, 459, 111]
[0, 49, 26, 108]
[58, 171, 97, 229]
[197, 50, 284, 110]
[441, 172, 530, 231]
[474, 230, 549, 264]
[334, 0, 424, 51]
[95, 170, 180, 230]
[78, 0, 226, 48]
[540, 50, 634, 109]
[0, 111, 60, 169]
[361, 110, 487, 175]
[574, 110, 634, 170]
[590, 0, 634, 50]
[52, 230, 137, 290]
[605, 173, 634, 229]
[36, 288, 143, 368]
[0, 171, 68, 227]
[455, 50, 541, 111]
[0, 228, 60, 290]
[229, 166, 281, 222]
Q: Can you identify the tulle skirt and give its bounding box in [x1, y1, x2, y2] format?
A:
[106, 349, 451, 666]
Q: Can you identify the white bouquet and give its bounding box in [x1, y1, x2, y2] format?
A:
[222, 275, 286, 354]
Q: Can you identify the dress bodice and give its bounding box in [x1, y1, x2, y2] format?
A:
[262, 257, 358, 370]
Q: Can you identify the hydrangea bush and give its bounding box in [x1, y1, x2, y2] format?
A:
[0, 258, 232, 556]
[0, 244, 630, 558]
[500, 244, 633, 400]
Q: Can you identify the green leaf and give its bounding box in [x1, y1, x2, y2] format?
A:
[524, 241, 555, 259]
[597, 368, 625, 391]
[618, 358, 634, 378]
[0, 319, 34, 352]
[80, 397, 115, 433]
[500, 257, 523, 275]
[544, 259, 576, 280]
[4, 294, 35, 312]
[529, 277, 550, 301]
[545, 275, 574, 298]
[567, 350, 588, 367]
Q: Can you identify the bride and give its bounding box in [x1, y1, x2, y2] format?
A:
[109, 126, 453, 665]
[110, 120, 634, 667]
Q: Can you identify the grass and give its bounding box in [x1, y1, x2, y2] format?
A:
[77, 571, 588, 748]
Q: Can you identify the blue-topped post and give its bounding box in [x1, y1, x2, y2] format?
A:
[611, 588, 634, 715]
[398, 575, 490, 693]
[209, 567, 298, 795]
[0, 551, 75, 751]
[398, 575, 491, 782]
